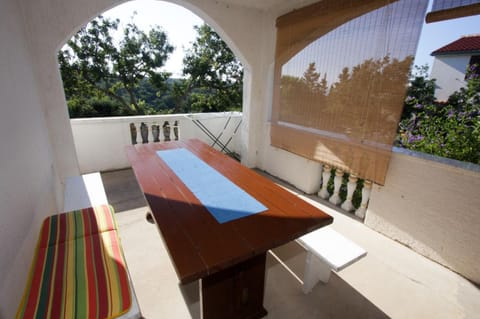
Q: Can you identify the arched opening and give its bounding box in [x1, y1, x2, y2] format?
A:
[58, 0, 246, 117]
[57, 0, 251, 170]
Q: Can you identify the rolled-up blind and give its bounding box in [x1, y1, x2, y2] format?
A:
[271, 0, 427, 184]
[426, 0, 480, 23]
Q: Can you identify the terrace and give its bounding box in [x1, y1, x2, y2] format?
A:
[77, 114, 480, 318]
[100, 147, 480, 319]
[64, 164, 472, 319]
[1, 0, 480, 318]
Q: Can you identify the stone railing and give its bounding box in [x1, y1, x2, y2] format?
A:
[129, 120, 179, 144]
[316, 164, 373, 219]
[71, 112, 242, 173]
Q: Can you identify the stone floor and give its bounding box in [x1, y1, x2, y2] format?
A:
[102, 168, 480, 319]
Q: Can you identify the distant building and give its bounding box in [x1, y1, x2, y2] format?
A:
[430, 34, 480, 101]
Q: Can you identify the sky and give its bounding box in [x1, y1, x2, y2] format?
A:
[413, 14, 480, 70]
[102, 0, 480, 77]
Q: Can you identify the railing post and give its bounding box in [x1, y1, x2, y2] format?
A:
[318, 165, 331, 199]
[355, 180, 372, 219]
[163, 121, 171, 142]
[129, 123, 137, 145]
[329, 169, 344, 205]
[140, 122, 148, 144]
[152, 124, 160, 142]
[173, 120, 179, 140]
[341, 174, 358, 212]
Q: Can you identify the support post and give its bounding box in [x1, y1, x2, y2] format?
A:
[318, 165, 331, 199]
[341, 174, 358, 212]
[329, 169, 344, 205]
[355, 180, 373, 219]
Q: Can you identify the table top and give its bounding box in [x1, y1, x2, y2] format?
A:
[126, 139, 333, 284]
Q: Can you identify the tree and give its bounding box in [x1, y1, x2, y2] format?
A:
[58, 15, 174, 115]
[302, 62, 321, 92]
[173, 24, 243, 113]
[401, 64, 436, 121]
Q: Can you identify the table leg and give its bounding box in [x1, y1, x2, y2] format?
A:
[200, 253, 268, 319]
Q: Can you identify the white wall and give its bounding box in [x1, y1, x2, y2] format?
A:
[365, 148, 480, 284]
[430, 55, 469, 101]
[71, 113, 243, 173]
[0, 0, 58, 316]
[258, 124, 323, 194]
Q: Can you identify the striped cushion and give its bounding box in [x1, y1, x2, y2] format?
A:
[16, 206, 131, 319]
[38, 206, 117, 248]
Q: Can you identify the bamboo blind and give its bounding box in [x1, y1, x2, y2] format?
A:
[271, 0, 427, 184]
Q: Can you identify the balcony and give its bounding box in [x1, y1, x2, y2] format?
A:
[74, 113, 479, 318]
[2, 0, 480, 317]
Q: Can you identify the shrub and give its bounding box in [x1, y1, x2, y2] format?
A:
[396, 64, 480, 164]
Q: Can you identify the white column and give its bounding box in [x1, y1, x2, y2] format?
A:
[355, 180, 373, 219]
[341, 174, 358, 212]
[318, 164, 331, 199]
[329, 169, 344, 205]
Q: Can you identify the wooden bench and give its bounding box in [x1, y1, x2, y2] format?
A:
[16, 173, 142, 319]
[297, 226, 367, 294]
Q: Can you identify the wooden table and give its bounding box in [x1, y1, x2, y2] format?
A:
[126, 139, 333, 319]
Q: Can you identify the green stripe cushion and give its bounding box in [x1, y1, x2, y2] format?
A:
[16, 205, 132, 319]
[38, 205, 117, 248]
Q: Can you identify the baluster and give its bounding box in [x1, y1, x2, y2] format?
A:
[163, 121, 171, 142]
[329, 169, 344, 205]
[140, 122, 148, 144]
[341, 174, 358, 212]
[173, 120, 179, 140]
[129, 123, 137, 145]
[318, 164, 331, 199]
[152, 124, 160, 142]
[355, 180, 373, 219]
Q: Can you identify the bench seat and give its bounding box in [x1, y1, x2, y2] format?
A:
[16, 205, 134, 319]
[297, 226, 367, 294]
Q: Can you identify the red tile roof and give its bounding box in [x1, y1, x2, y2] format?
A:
[431, 35, 480, 56]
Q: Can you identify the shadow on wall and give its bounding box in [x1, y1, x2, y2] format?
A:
[365, 150, 480, 286]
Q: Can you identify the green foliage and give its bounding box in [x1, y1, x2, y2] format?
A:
[58, 14, 173, 115]
[60, 20, 243, 117]
[396, 64, 480, 164]
[401, 64, 436, 121]
[325, 169, 364, 209]
[174, 24, 243, 113]
[67, 97, 124, 118]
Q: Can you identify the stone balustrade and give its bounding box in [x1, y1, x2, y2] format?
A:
[317, 164, 373, 219]
[70, 112, 242, 173]
[129, 120, 179, 144]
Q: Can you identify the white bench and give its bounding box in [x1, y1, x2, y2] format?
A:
[64, 172, 143, 319]
[297, 226, 367, 294]
[64, 172, 109, 211]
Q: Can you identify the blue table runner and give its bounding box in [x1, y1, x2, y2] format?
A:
[157, 148, 267, 223]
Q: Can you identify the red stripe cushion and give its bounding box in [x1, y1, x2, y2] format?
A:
[38, 206, 117, 248]
[16, 206, 131, 319]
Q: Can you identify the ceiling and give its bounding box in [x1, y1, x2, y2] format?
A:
[217, 0, 320, 14]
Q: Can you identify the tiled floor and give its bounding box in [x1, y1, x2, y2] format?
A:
[103, 169, 480, 319]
